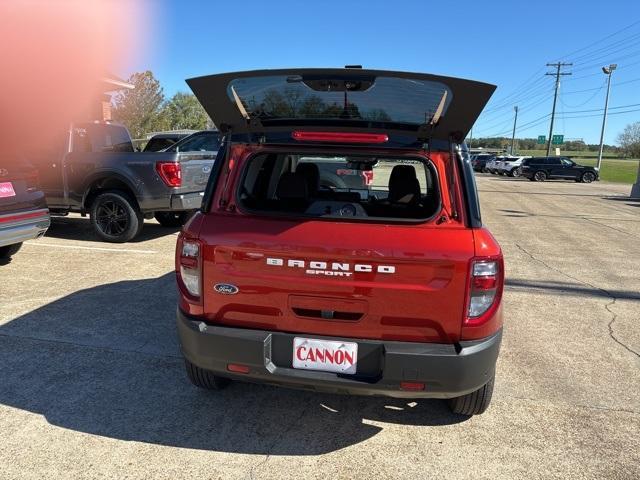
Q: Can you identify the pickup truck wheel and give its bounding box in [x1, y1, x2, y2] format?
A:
[184, 359, 231, 390]
[90, 191, 143, 243]
[0, 243, 22, 259]
[154, 211, 190, 228]
[447, 375, 494, 416]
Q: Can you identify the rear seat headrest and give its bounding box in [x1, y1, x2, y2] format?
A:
[295, 163, 320, 195]
[388, 165, 420, 204]
[276, 172, 308, 200]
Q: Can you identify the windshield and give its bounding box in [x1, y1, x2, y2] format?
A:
[228, 75, 452, 125]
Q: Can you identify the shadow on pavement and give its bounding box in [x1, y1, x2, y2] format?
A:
[0, 273, 467, 455]
[44, 216, 181, 243]
[602, 195, 640, 208]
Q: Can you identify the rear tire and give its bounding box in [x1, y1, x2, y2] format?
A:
[448, 375, 495, 416]
[533, 170, 547, 182]
[90, 191, 143, 243]
[0, 243, 22, 259]
[184, 359, 231, 390]
[154, 211, 190, 228]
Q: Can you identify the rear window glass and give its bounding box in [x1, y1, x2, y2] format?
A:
[172, 133, 220, 152]
[228, 75, 452, 125]
[238, 153, 440, 221]
[73, 123, 133, 153]
[144, 137, 179, 152]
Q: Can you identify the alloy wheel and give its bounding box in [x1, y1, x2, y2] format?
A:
[96, 200, 129, 236]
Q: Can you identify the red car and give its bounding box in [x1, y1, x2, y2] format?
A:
[175, 68, 503, 415]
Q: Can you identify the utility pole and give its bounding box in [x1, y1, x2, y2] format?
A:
[510, 106, 519, 155]
[596, 64, 617, 171]
[545, 62, 572, 156]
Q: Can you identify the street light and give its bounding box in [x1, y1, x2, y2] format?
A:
[596, 64, 617, 171]
[510, 106, 519, 155]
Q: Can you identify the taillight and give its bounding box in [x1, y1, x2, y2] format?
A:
[291, 131, 389, 144]
[156, 161, 182, 187]
[465, 257, 503, 326]
[178, 238, 201, 298]
[361, 170, 374, 186]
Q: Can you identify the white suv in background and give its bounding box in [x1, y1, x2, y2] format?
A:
[499, 156, 531, 177]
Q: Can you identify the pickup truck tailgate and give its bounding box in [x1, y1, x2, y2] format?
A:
[175, 152, 216, 193]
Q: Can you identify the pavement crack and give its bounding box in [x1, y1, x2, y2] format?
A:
[515, 243, 639, 358]
[577, 215, 640, 240]
[506, 395, 640, 415]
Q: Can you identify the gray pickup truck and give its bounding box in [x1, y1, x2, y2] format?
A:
[33, 122, 217, 242]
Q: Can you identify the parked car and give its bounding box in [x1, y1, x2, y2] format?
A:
[520, 157, 599, 183]
[486, 156, 505, 174]
[143, 132, 192, 152]
[471, 153, 495, 172]
[499, 156, 530, 177]
[32, 121, 217, 242]
[0, 159, 50, 260]
[175, 68, 503, 416]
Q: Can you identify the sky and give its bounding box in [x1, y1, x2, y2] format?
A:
[121, 0, 640, 145]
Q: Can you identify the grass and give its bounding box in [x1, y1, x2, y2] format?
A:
[514, 150, 639, 184]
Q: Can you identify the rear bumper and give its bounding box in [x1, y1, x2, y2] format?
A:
[177, 309, 502, 399]
[170, 191, 204, 211]
[0, 208, 50, 248]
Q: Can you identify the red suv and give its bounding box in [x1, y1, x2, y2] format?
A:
[175, 68, 503, 416]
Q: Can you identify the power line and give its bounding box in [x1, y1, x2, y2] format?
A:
[561, 102, 640, 114]
[570, 33, 640, 65]
[564, 76, 640, 94]
[554, 19, 640, 61]
[559, 78, 607, 108]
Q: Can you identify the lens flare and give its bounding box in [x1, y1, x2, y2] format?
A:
[0, 0, 149, 157]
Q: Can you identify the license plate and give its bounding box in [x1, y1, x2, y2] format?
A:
[0, 182, 16, 198]
[292, 337, 358, 374]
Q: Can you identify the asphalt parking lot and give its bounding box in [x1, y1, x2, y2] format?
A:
[1, 175, 638, 479]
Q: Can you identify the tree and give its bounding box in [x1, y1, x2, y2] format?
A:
[163, 92, 210, 130]
[112, 71, 168, 139]
[617, 122, 640, 158]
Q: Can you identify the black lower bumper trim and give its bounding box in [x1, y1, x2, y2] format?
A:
[177, 309, 502, 399]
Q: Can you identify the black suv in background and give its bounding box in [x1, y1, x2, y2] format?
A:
[520, 157, 599, 183]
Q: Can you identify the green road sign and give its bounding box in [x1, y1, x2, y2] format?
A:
[552, 135, 564, 145]
[537, 135, 546, 144]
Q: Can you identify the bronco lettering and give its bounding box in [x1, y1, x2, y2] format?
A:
[266, 257, 395, 274]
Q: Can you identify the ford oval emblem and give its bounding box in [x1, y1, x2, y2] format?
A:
[214, 283, 239, 295]
[202, 165, 211, 173]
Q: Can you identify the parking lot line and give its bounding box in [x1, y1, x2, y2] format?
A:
[24, 241, 158, 254]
